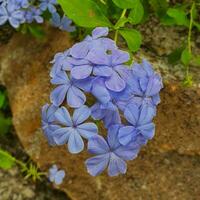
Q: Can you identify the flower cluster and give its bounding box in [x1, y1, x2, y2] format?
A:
[0, 0, 75, 32]
[48, 164, 65, 185]
[42, 27, 163, 177]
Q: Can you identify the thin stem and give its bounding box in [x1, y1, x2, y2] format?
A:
[114, 9, 127, 44]
[186, 2, 195, 78]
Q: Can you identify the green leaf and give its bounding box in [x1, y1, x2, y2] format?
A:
[0, 149, 15, 169]
[167, 8, 189, 26]
[149, 0, 168, 17]
[112, 0, 136, 8]
[128, 0, 144, 25]
[58, 0, 112, 27]
[28, 25, 45, 39]
[0, 92, 5, 109]
[181, 48, 192, 65]
[119, 28, 142, 52]
[114, 17, 129, 29]
[168, 47, 184, 64]
[0, 113, 12, 135]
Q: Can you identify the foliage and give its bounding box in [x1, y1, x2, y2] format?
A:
[0, 89, 11, 136]
[0, 148, 45, 181]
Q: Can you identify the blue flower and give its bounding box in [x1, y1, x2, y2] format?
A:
[86, 48, 130, 92]
[122, 60, 163, 108]
[39, 0, 57, 14]
[53, 105, 98, 154]
[41, 104, 60, 146]
[0, 2, 25, 28]
[51, 12, 76, 32]
[91, 102, 121, 128]
[118, 103, 155, 146]
[49, 164, 65, 185]
[85, 125, 139, 176]
[70, 27, 117, 59]
[14, 0, 30, 9]
[25, 6, 43, 23]
[50, 70, 92, 108]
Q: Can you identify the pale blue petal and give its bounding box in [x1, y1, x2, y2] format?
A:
[108, 153, 127, 176]
[92, 27, 108, 39]
[54, 106, 72, 126]
[124, 104, 139, 125]
[53, 127, 72, 145]
[68, 130, 84, 154]
[67, 86, 86, 108]
[72, 105, 91, 125]
[118, 126, 136, 146]
[138, 123, 155, 139]
[105, 71, 126, 92]
[50, 85, 68, 106]
[77, 123, 98, 139]
[85, 154, 110, 176]
[87, 135, 109, 154]
[71, 65, 93, 79]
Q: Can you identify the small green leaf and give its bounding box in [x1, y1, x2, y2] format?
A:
[128, 0, 144, 25]
[114, 17, 129, 29]
[28, 25, 45, 39]
[58, 0, 112, 27]
[0, 149, 15, 169]
[181, 48, 192, 65]
[0, 113, 12, 135]
[112, 0, 136, 8]
[167, 8, 189, 26]
[119, 28, 142, 52]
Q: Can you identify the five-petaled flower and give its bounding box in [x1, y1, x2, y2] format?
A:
[53, 105, 98, 154]
[85, 125, 140, 176]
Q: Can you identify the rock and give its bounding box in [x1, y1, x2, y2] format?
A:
[0, 28, 200, 200]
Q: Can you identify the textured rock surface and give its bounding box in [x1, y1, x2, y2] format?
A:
[0, 28, 200, 200]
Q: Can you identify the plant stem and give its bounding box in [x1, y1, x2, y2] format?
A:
[186, 2, 195, 78]
[114, 9, 127, 44]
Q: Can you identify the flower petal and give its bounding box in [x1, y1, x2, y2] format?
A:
[87, 135, 109, 154]
[124, 104, 139, 125]
[85, 153, 110, 176]
[111, 49, 130, 65]
[77, 123, 98, 139]
[107, 124, 121, 149]
[72, 105, 91, 125]
[54, 106, 72, 126]
[70, 41, 89, 59]
[118, 126, 137, 146]
[93, 66, 113, 77]
[108, 153, 127, 176]
[53, 127, 73, 145]
[92, 27, 109, 39]
[50, 85, 69, 106]
[138, 123, 155, 139]
[51, 71, 70, 85]
[67, 86, 86, 108]
[105, 71, 126, 92]
[54, 170, 65, 185]
[71, 65, 93, 79]
[68, 130, 84, 154]
[138, 104, 155, 125]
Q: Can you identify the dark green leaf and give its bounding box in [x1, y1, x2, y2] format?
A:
[0, 149, 15, 169]
[181, 48, 192, 65]
[112, 0, 136, 8]
[28, 25, 45, 39]
[0, 92, 5, 109]
[167, 8, 189, 26]
[193, 21, 200, 31]
[0, 113, 12, 135]
[119, 28, 142, 52]
[58, 0, 112, 27]
[149, 0, 168, 18]
[128, 0, 144, 25]
[168, 47, 184, 64]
